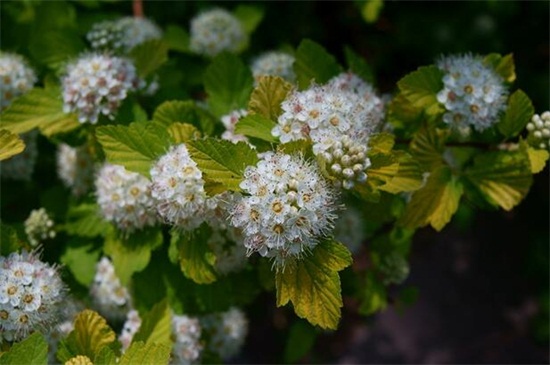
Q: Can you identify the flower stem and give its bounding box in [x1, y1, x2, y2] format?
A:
[133, 0, 144, 18]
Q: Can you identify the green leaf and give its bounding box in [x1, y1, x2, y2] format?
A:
[186, 138, 259, 193]
[399, 166, 463, 231]
[465, 149, 532, 211]
[497, 89, 534, 138]
[29, 30, 86, 70]
[93, 347, 117, 365]
[163, 24, 190, 53]
[118, 341, 171, 365]
[484, 53, 516, 83]
[366, 154, 400, 187]
[152, 100, 217, 135]
[234, 114, 277, 143]
[526, 145, 549, 174]
[283, 320, 317, 363]
[344, 46, 375, 85]
[360, 0, 384, 23]
[204, 53, 254, 117]
[378, 151, 424, 193]
[0, 87, 80, 136]
[133, 300, 173, 348]
[248, 75, 293, 121]
[275, 239, 352, 330]
[129, 39, 169, 77]
[368, 133, 395, 155]
[64, 203, 110, 238]
[96, 122, 171, 178]
[60, 241, 101, 287]
[397, 65, 445, 115]
[358, 272, 387, 315]
[0, 332, 47, 365]
[57, 310, 117, 363]
[0, 222, 23, 255]
[409, 127, 448, 170]
[104, 228, 163, 286]
[167, 123, 201, 144]
[171, 226, 217, 284]
[294, 39, 342, 89]
[0, 129, 25, 161]
[233, 5, 264, 34]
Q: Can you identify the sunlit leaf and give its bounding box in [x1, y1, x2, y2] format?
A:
[0, 129, 25, 161]
[0, 332, 47, 365]
[497, 89, 534, 138]
[248, 75, 293, 121]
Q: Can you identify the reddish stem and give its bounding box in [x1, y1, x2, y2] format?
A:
[133, 0, 144, 18]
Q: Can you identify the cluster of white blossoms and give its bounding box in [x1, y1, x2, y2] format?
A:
[56, 144, 95, 197]
[24, 208, 56, 247]
[220, 109, 248, 143]
[0, 52, 37, 110]
[251, 51, 296, 83]
[436, 54, 508, 131]
[62, 53, 143, 124]
[526, 111, 550, 150]
[172, 314, 203, 365]
[89, 257, 131, 321]
[0, 130, 38, 181]
[230, 152, 338, 266]
[0, 250, 66, 343]
[95, 163, 157, 232]
[150, 144, 208, 230]
[189, 8, 246, 57]
[334, 206, 366, 254]
[119, 309, 142, 352]
[201, 307, 248, 360]
[272, 76, 378, 189]
[87, 16, 162, 53]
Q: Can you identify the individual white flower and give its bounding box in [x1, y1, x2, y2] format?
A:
[95, 163, 157, 233]
[24, 208, 56, 247]
[56, 144, 95, 197]
[89, 257, 131, 322]
[230, 152, 338, 267]
[171, 314, 203, 365]
[189, 8, 246, 57]
[201, 307, 248, 360]
[251, 51, 295, 83]
[150, 144, 208, 230]
[119, 309, 142, 352]
[0, 52, 37, 110]
[436, 54, 508, 131]
[62, 53, 143, 124]
[0, 250, 66, 343]
[0, 130, 38, 181]
[87, 16, 162, 53]
[526, 111, 550, 150]
[221, 109, 248, 143]
[334, 206, 365, 254]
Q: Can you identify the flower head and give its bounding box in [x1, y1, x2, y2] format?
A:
[220, 109, 248, 144]
[251, 51, 296, 83]
[201, 307, 248, 360]
[56, 143, 95, 197]
[89, 257, 131, 321]
[87, 16, 162, 53]
[172, 314, 203, 365]
[526, 111, 550, 151]
[0, 130, 38, 181]
[0, 52, 36, 110]
[24, 208, 56, 247]
[436, 54, 508, 131]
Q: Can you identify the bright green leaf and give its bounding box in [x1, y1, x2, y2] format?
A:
[167, 123, 201, 144]
[204, 53, 254, 117]
[526, 146, 549, 174]
[294, 39, 342, 90]
[248, 75, 293, 121]
[64, 203, 110, 238]
[0, 332, 47, 365]
[171, 226, 217, 284]
[358, 272, 387, 315]
[60, 241, 101, 287]
[0, 222, 23, 255]
[235, 114, 277, 143]
[360, 0, 384, 23]
[163, 24, 190, 53]
[484, 53, 516, 83]
[275, 239, 352, 330]
[29, 30, 86, 70]
[498, 89, 534, 138]
[133, 299, 173, 348]
[344, 46, 375, 85]
[368, 133, 395, 155]
[283, 320, 317, 363]
[129, 39, 169, 77]
[366, 154, 400, 187]
[233, 5, 264, 34]
[399, 166, 463, 231]
[118, 342, 171, 365]
[397, 65, 445, 115]
[186, 138, 259, 193]
[0, 129, 25, 161]
[96, 122, 171, 177]
[0, 87, 80, 136]
[152, 100, 217, 135]
[409, 127, 448, 170]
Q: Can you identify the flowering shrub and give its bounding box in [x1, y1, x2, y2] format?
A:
[0, 1, 547, 364]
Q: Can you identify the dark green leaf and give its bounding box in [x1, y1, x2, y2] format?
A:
[129, 39, 169, 77]
[284, 320, 317, 363]
[294, 39, 342, 89]
[497, 89, 534, 138]
[29, 30, 86, 71]
[0, 332, 47, 365]
[171, 226, 217, 284]
[344, 46, 375, 85]
[233, 5, 264, 34]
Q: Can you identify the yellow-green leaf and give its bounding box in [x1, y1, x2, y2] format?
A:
[234, 114, 277, 143]
[360, 0, 384, 23]
[378, 151, 424, 193]
[484, 53, 516, 83]
[497, 89, 534, 138]
[118, 342, 171, 365]
[410, 127, 448, 170]
[152, 100, 216, 135]
[0, 332, 47, 365]
[168, 123, 201, 144]
[526, 146, 549, 174]
[368, 133, 395, 155]
[248, 75, 293, 121]
[133, 300, 173, 348]
[0, 129, 25, 161]
[397, 65, 445, 116]
[171, 226, 217, 284]
[275, 239, 352, 330]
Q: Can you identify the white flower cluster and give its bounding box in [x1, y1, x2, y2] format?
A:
[119, 309, 142, 352]
[251, 51, 296, 83]
[95, 163, 157, 232]
[0, 130, 38, 181]
[62, 53, 143, 124]
[272, 77, 378, 189]
[189, 8, 246, 57]
[24, 208, 56, 247]
[0, 250, 66, 343]
[56, 144, 95, 197]
[201, 307, 248, 360]
[87, 16, 162, 53]
[150, 144, 208, 230]
[436, 54, 508, 131]
[334, 206, 365, 254]
[0, 52, 37, 110]
[172, 314, 203, 365]
[527, 111, 550, 150]
[230, 152, 338, 266]
[221, 109, 248, 143]
[89, 257, 131, 321]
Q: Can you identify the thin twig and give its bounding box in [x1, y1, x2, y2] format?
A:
[133, 0, 144, 18]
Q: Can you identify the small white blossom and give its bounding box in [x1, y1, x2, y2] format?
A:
[0, 130, 38, 181]
[436, 54, 508, 131]
[87, 16, 162, 53]
[0, 52, 37, 110]
[62, 53, 143, 124]
[119, 309, 142, 352]
[89, 257, 131, 321]
[0, 250, 66, 343]
[171, 314, 203, 365]
[95, 163, 157, 233]
[189, 8, 246, 57]
[24, 208, 56, 247]
[526, 111, 550, 151]
[56, 144, 95, 197]
[221, 109, 248, 144]
[201, 307, 248, 360]
[251, 51, 295, 83]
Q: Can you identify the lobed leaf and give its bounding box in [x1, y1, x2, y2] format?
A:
[167, 122, 201, 144]
[397, 65, 445, 116]
[0, 129, 25, 161]
[133, 300, 173, 349]
[60, 241, 101, 287]
[233, 5, 264, 34]
[344, 46, 375, 84]
[484, 53, 516, 83]
[64, 203, 110, 238]
[378, 151, 424, 193]
[497, 89, 534, 138]
[29, 30, 86, 71]
[152, 100, 216, 135]
[0, 332, 47, 365]
[234, 114, 278, 143]
[171, 226, 217, 284]
[118, 342, 171, 365]
[248, 75, 293, 121]
[129, 39, 169, 77]
[409, 127, 448, 170]
[294, 39, 342, 90]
